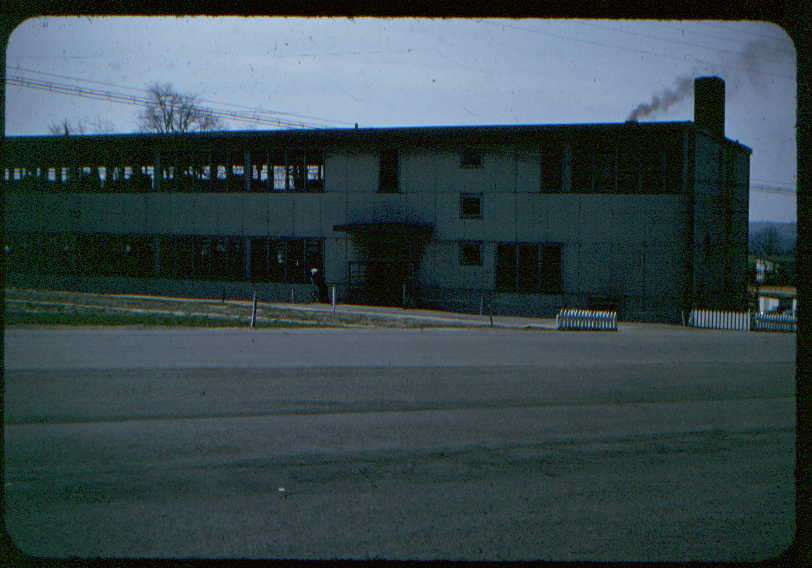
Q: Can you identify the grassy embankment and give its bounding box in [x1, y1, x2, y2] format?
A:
[3, 288, 452, 329]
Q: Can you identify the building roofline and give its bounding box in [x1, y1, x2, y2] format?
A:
[2, 120, 751, 153]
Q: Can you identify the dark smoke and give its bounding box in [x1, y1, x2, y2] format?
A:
[626, 40, 786, 121]
[627, 75, 693, 121]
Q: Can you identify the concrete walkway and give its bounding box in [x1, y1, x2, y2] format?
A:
[261, 302, 710, 334]
[264, 301, 558, 329]
[259, 301, 619, 331]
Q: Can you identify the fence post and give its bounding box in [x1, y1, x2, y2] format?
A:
[331, 285, 336, 314]
[250, 290, 257, 328]
[290, 288, 295, 304]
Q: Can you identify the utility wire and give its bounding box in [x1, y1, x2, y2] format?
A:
[5, 75, 333, 130]
[567, 21, 794, 60]
[8, 65, 353, 127]
[477, 21, 795, 81]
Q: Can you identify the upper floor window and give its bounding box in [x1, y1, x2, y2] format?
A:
[379, 149, 399, 193]
[460, 193, 482, 219]
[541, 144, 563, 193]
[460, 148, 483, 168]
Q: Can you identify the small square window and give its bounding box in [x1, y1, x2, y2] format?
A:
[459, 242, 483, 266]
[460, 148, 483, 168]
[460, 193, 482, 219]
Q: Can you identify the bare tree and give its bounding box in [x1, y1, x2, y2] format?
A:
[138, 82, 224, 134]
[47, 118, 116, 136]
[48, 119, 86, 136]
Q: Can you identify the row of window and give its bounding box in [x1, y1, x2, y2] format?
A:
[377, 141, 682, 194]
[5, 231, 563, 293]
[2, 150, 325, 193]
[457, 241, 563, 293]
[3, 139, 683, 195]
[3, 233, 323, 283]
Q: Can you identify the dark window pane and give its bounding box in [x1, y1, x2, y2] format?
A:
[379, 150, 399, 193]
[542, 145, 562, 192]
[541, 245, 562, 292]
[617, 143, 639, 193]
[461, 148, 483, 168]
[641, 144, 664, 193]
[228, 237, 244, 280]
[251, 238, 268, 281]
[459, 242, 482, 266]
[517, 244, 539, 291]
[287, 240, 306, 282]
[461, 194, 482, 218]
[496, 244, 517, 291]
[305, 239, 323, 274]
[594, 147, 616, 193]
[270, 240, 287, 281]
[571, 144, 593, 193]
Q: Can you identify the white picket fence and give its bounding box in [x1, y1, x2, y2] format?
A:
[686, 309, 798, 333]
[687, 309, 751, 331]
[752, 311, 797, 333]
[556, 309, 617, 331]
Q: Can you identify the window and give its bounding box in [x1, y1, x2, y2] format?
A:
[540, 245, 562, 292]
[640, 145, 665, 193]
[460, 148, 483, 168]
[305, 151, 325, 192]
[460, 193, 482, 219]
[593, 146, 616, 193]
[496, 243, 562, 293]
[541, 144, 563, 192]
[379, 149, 399, 193]
[617, 143, 640, 193]
[459, 242, 482, 266]
[570, 144, 593, 193]
[250, 238, 323, 282]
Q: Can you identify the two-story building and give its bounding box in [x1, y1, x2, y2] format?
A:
[2, 76, 750, 322]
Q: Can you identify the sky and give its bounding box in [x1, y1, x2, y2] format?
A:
[4, 17, 797, 222]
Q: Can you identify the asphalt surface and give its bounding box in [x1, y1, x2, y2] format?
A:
[4, 326, 797, 561]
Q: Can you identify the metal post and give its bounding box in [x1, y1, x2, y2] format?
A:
[331, 285, 336, 313]
[250, 290, 257, 328]
[488, 297, 494, 327]
[480, 295, 484, 316]
[290, 288, 295, 304]
[402, 282, 407, 308]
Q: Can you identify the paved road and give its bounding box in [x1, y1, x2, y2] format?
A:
[4, 327, 796, 561]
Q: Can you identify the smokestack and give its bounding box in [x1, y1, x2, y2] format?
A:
[694, 76, 725, 139]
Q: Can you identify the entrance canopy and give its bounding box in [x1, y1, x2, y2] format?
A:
[333, 222, 434, 237]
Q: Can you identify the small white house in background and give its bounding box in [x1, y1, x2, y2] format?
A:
[754, 285, 797, 314]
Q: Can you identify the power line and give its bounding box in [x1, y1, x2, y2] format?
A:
[8, 65, 354, 127]
[477, 21, 795, 81]
[751, 184, 796, 195]
[751, 177, 795, 188]
[567, 21, 793, 61]
[5, 75, 330, 130]
[698, 22, 793, 43]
